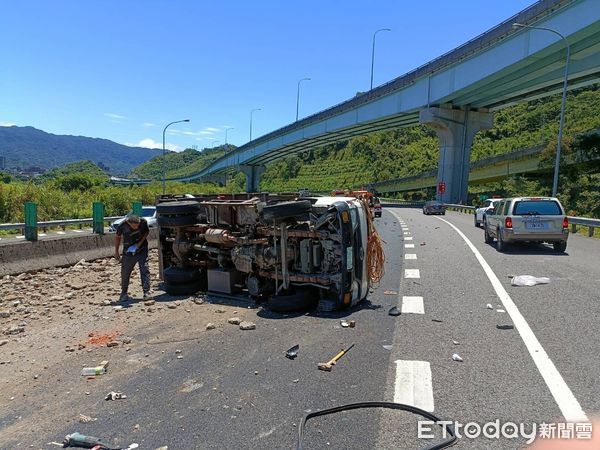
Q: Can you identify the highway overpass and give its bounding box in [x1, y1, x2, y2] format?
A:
[168, 0, 600, 202]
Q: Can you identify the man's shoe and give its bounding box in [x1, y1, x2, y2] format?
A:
[143, 291, 153, 301]
[119, 293, 129, 303]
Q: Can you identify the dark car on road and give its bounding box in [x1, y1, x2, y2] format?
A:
[423, 201, 446, 215]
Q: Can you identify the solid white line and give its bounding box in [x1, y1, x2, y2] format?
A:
[436, 216, 588, 422]
[404, 244, 415, 248]
[404, 269, 420, 279]
[404, 237, 413, 241]
[401, 296, 424, 314]
[394, 360, 434, 412]
[405, 253, 417, 260]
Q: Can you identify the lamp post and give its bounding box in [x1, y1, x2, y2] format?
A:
[296, 77, 311, 121]
[513, 22, 570, 197]
[162, 119, 190, 194]
[250, 108, 261, 141]
[224, 127, 234, 145]
[370, 28, 391, 90]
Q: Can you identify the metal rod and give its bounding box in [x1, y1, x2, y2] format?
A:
[370, 28, 391, 90]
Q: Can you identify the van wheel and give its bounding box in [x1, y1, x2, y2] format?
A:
[267, 288, 318, 312]
[553, 241, 567, 252]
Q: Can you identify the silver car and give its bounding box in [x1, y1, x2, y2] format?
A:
[108, 206, 157, 232]
[484, 197, 569, 252]
[474, 198, 502, 228]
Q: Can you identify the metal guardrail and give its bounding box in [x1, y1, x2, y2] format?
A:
[0, 217, 121, 232]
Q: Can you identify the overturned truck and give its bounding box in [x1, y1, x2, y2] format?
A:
[156, 194, 384, 311]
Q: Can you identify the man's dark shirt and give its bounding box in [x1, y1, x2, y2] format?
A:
[116, 219, 149, 253]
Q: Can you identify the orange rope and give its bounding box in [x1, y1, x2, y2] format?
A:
[361, 199, 386, 284]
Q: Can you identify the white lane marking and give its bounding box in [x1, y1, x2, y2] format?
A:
[17, 236, 25, 239]
[403, 232, 410, 235]
[394, 360, 434, 412]
[39, 233, 47, 237]
[404, 237, 413, 241]
[404, 269, 420, 279]
[57, 231, 66, 235]
[401, 296, 424, 314]
[74, 230, 83, 233]
[405, 253, 417, 260]
[436, 216, 588, 423]
[405, 244, 415, 248]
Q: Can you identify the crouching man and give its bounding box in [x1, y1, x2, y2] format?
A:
[114, 214, 151, 302]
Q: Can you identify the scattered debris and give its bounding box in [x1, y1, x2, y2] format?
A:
[175, 349, 182, 354]
[228, 317, 241, 325]
[388, 306, 401, 316]
[292, 379, 300, 383]
[113, 305, 124, 311]
[382, 345, 393, 350]
[318, 343, 354, 372]
[496, 309, 506, 313]
[205, 323, 216, 330]
[167, 304, 177, 309]
[432, 319, 443, 323]
[420, 242, 426, 246]
[192, 297, 205, 305]
[123, 337, 132, 344]
[340, 320, 350, 328]
[349, 320, 356, 328]
[383, 290, 398, 295]
[143, 300, 156, 306]
[0, 340, 8, 346]
[78, 414, 97, 423]
[496, 324, 514, 330]
[286, 344, 300, 360]
[81, 364, 107, 376]
[239, 321, 256, 331]
[511, 275, 551, 287]
[106, 341, 120, 348]
[452, 340, 460, 345]
[452, 353, 463, 362]
[177, 355, 183, 360]
[214, 309, 226, 313]
[105, 391, 127, 401]
[486, 304, 493, 309]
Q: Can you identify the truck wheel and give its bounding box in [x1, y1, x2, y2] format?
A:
[484, 224, 493, 244]
[267, 288, 318, 312]
[157, 201, 203, 215]
[163, 266, 201, 284]
[164, 279, 205, 296]
[496, 228, 506, 252]
[157, 214, 197, 228]
[262, 201, 312, 221]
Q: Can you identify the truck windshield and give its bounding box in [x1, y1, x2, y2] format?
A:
[513, 200, 561, 215]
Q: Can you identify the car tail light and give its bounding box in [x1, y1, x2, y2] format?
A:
[505, 217, 513, 229]
[563, 217, 569, 229]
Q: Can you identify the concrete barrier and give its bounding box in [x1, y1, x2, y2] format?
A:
[0, 229, 158, 276]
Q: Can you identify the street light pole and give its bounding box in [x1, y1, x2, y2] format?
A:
[370, 28, 391, 90]
[296, 77, 311, 121]
[513, 23, 570, 197]
[162, 119, 190, 194]
[250, 108, 261, 141]
[224, 127, 234, 145]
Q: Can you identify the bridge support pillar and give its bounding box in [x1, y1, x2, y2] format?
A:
[420, 106, 493, 203]
[205, 173, 227, 187]
[240, 164, 265, 193]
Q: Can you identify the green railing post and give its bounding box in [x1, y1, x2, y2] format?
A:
[93, 202, 105, 235]
[132, 202, 142, 217]
[24, 202, 38, 242]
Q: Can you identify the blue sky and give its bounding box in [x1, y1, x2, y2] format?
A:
[1, 0, 533, 151]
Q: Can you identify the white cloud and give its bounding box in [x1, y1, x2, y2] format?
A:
[199, 130, 213, 135]
[0, 121, 16, 127]
[129, 138, 182, 152]
[104, 113, 126, 120]
[204, 127, 220, 132]
[142, 122, 157, 127]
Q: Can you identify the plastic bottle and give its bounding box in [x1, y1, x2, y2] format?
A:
[80, 366, 107, 376]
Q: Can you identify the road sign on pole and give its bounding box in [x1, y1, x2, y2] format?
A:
[438, 182, 446, 194]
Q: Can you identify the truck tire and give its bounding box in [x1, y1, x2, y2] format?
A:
[157, 214, 197, 228]
[163, 266, 201, 284]
[262, 201, 312, 221]
[164, 279, 205, 296]
[157, 201, 203, 215]
[267, 288, 318, 312]
[553, 241, 567, 252]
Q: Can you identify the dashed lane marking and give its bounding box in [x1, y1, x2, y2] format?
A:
[394, 360, 434, 412]
[404, 269, 420, 279]
[405, 253, 417, 260]
[403, 232, 410, 235]
[401, 296, 424, 314]
[404, 237, 413, 241]
[404, 244, 415, 248]
[436, 216, 588, 423]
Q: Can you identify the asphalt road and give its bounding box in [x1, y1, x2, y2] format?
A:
[2, 207, 598, 449]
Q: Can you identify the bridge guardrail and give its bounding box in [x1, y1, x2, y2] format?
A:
[0, 217, 122, 232]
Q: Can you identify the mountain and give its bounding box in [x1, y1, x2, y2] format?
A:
[0, 126, 163, 175]
[129, 145, 233, 179]
[38, 160, 110, 183]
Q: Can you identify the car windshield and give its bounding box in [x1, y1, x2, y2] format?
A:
[141, 207, 155, 217]
[513, 200, 561, 215]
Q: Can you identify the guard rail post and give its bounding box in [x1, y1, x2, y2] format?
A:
[92, 202, 105, 235]
[132, 202, 142, 216]
[24, 202, 38, 242]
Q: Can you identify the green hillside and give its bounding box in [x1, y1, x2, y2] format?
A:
[38, 160, 109, 183]
[129, 145, 233, 179]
